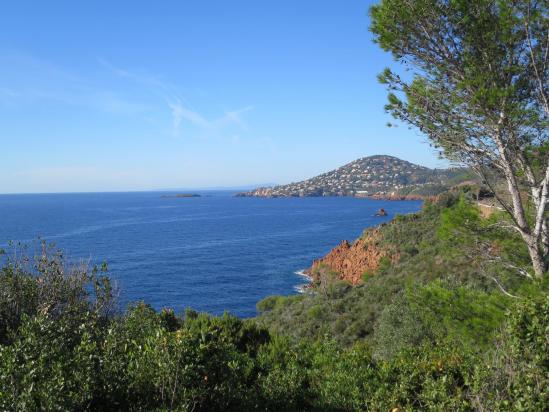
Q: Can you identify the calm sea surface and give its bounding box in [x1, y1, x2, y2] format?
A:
[0, 191, 421, 317]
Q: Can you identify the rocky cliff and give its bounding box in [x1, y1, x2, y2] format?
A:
[306, 228, 397, 285]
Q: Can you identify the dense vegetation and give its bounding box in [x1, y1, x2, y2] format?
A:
[0, 191, 547, 411]
[257, 191, 528, 346]
[1, 0, 547, 409]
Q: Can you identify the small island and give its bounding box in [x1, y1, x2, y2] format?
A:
[160, 193, 201, 198]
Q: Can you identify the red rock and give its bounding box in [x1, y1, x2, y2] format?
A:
[305, 229, 397, 285]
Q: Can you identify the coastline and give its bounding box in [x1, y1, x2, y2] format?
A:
[236, 192, 436, 202]
[292, 199, 424, 291]
[293, 269, 313, 294]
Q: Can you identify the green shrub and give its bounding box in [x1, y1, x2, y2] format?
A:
[256, 295, 282, 314]
[471, 294, 549, 411]
[0, 312, 103, 411]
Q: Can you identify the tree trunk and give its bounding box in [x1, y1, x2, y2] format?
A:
[521, 224, 547, 278]
[528, 244, 545, 278]
[542, 219, 549, 256]
[492, 137, 548, 278]
[500, 169, 548, 278]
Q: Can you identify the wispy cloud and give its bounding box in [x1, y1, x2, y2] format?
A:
[0, 51, 153, 116]
[217, 106, 254, 130]
[168, 99, 209, 131]
[0, 51, 255, 140]
[99, 58, 254, 138]
[167, 99, 254, 137]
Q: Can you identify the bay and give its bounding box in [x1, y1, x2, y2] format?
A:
[0, 191, 421, 317]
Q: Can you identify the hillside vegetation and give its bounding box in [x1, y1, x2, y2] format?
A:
[256, 190, 531, 347]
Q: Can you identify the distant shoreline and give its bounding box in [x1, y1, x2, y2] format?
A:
[235, 192, 432, 201]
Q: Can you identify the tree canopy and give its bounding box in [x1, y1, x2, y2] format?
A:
[370, 0, 549, 277]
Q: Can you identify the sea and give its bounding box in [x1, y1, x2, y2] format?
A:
[0, 191, 421, 318]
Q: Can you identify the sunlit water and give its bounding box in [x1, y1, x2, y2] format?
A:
[0, 191, 421, 317]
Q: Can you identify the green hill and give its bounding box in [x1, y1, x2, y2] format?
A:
[237, 155, 477, 198]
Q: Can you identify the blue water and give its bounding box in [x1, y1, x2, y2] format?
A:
[0, 191, 421, 317]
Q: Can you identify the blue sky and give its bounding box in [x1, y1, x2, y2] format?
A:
[0, 0, 447, 194]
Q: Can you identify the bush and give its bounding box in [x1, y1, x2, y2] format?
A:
[0, 195, 546, 411]
[256, 295, 282, 314]
[0, 244, 114, 410]
[471, 294, 549, 411]
[0, 312, 103, 410]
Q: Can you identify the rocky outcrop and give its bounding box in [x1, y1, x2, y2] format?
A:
[305, 229, 396, 285]
[374, 208, 388, 216]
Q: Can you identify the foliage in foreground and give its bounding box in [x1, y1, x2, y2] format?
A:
[0, 241, 547, 411]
